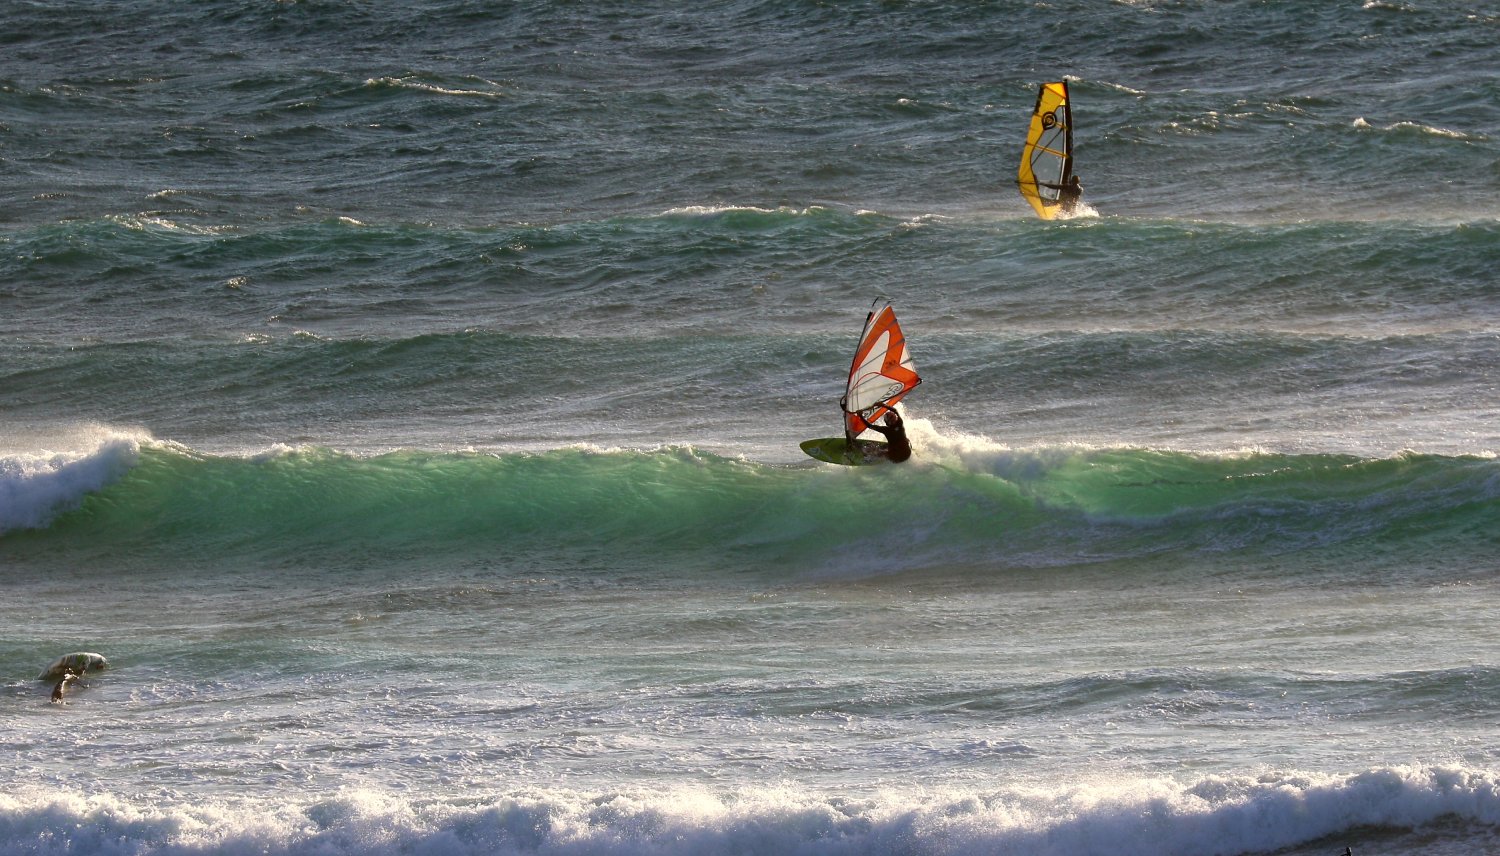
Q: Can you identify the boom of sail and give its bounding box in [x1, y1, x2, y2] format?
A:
[1017, 80, 1074, 220]
[840, 299, 921, 439]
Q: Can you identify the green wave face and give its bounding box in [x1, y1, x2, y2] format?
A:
[10, 442, 1498, 583]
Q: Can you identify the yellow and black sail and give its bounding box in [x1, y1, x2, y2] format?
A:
[1017, 80, 1074, 220]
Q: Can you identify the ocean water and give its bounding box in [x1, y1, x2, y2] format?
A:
[4, 1, 1500, 854]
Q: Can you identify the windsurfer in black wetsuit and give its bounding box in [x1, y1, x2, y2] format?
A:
[866, 410, 911, 463]
[1040, 173, 1082, 213]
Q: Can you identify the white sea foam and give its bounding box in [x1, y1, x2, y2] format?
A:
[1352, 117, 1482, 141]
[0, 768, 1494, 856]
[0, 425, 146, 533]
[363, 76, 511, 99]
[103, 214, 234, 235]
[657, 204, 829, 219]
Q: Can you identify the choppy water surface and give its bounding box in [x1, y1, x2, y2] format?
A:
[5, 2, 1500, 854]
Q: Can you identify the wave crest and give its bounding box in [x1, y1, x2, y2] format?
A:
[0, 425, 146, 534]
[8, 436, 1500, 580]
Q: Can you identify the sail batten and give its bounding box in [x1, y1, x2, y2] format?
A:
[1018, 80, 1074, 220]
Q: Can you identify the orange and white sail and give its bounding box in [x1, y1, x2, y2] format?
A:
[840, 299, 921, 438]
